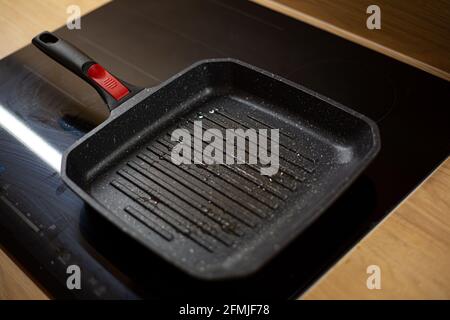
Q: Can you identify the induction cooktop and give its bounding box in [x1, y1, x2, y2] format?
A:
[0, 0, 449, 299]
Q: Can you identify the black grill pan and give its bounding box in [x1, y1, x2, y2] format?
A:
[33, 32, 380, 279]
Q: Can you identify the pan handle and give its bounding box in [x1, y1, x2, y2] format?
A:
[32, 31, 142, 111]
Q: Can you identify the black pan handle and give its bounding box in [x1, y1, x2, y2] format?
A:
[32, 31, 142, 111]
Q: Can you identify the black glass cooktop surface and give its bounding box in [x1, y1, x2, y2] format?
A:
[0, 0, 448, 299]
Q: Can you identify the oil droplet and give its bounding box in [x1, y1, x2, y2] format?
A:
[201, 206, 209, 213]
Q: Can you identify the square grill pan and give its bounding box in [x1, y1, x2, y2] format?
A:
[31, 25, 380, 281]
[62, 59, 380, 279]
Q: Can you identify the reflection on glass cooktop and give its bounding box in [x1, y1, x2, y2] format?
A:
[0, 0, 449, 299]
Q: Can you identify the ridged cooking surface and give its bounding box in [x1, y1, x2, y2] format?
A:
[92, 105, 321, 258]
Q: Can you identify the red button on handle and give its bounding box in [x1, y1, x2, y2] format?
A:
[87, 64, 130, 101]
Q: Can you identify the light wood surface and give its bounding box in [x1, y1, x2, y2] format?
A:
[0, 0, 109, 59]
[0, 0, 449, 300]
[0, 247, 48, 299]
[303, 159, 450, 299]
[252, 0, 450, 81]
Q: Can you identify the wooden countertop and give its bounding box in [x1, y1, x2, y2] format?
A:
[0, 0, 448, 299]
[252, 0, 450, 81]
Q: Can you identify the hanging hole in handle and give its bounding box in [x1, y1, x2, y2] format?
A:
[39, 33, 59, 44]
